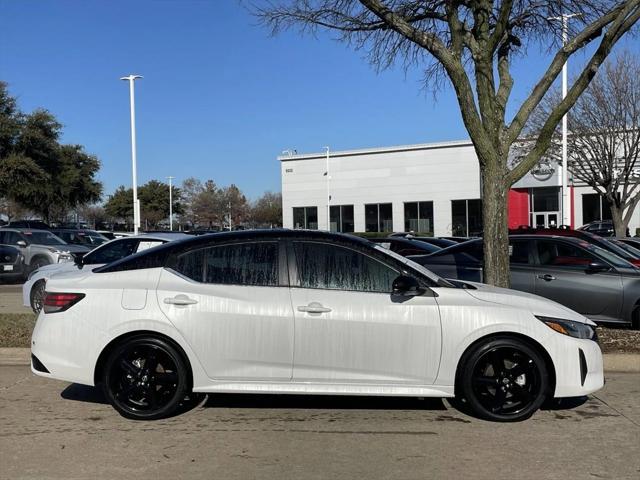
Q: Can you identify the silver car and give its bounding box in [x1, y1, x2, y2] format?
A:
[410, 235, 640, 329]
[0, 228, 89, 270]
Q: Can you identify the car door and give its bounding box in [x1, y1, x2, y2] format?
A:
[157, 240, 294, 381]
[289, 241, 441, 385]
[533, 238, 622, 317]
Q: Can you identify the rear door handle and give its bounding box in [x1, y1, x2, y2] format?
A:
[297, 302, 332, 314]
[164, 295, 198, 306]
[537, 274, 556, 281]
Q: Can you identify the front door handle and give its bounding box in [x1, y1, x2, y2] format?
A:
[164, 295, 198, 306]
[297, 302, 332, 314]
[537, 274, 556, 282]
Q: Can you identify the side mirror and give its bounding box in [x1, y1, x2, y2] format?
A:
[74, 254, 84, 267]
[16, 240, 27, 247]
[392, 275, 425, 296]
[586, 261, 610, 274]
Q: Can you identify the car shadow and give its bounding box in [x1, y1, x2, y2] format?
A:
[61, 384, 447, 412]
[541, 396, 589, 410]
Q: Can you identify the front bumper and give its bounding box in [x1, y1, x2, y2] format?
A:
[552, 337, 604, 398]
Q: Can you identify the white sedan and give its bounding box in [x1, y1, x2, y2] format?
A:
[23, 233, 190, 313]
[31, 230, 603, 422]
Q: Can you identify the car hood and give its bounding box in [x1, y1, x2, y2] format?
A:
[460, 281, 595, 326]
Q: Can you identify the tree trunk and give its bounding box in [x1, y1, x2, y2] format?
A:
[609, 203, 627, 237]
[481, 167, 511, 288]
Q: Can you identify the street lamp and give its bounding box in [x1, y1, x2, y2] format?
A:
[167, 176, 174, 231]
[120, 74, 143, 234]
[324, 146, 331, 231]
[549, 13, 581, 228]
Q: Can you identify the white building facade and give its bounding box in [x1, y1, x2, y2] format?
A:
[279, 140, 640, 237]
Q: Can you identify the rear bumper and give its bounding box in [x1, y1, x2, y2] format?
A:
[0, 262, 26, 279]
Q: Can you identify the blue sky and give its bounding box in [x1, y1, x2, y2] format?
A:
[1, 0, 637, 200]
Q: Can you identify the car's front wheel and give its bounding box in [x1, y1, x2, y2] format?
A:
[30, 280, 46, 314]
[457, 337, 549, 422]
[102, 336, 190, 420]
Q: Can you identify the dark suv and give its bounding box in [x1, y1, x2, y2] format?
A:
[578, 220, 629, 237]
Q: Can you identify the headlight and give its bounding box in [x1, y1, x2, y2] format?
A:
[536, 316, 596, 340]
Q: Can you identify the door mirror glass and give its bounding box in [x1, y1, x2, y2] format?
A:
[586, 261, 610, 274]
[16, 240, 27, 247]
[391, 275, 425, 296]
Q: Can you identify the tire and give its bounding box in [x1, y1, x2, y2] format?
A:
[456, 336, 550, 422]
[102, 336, 190, 420]
[30, 256, 51, 272]
[30, 279, 46, 314]
[631, 305, 640, 330]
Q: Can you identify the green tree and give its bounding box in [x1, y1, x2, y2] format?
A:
[138, 180, 183, 229]
[104, 186, 134, 225]
[0, 83, 103, 221]
[256, 0, 640, 287]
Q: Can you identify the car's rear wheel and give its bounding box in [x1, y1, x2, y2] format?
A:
[102, 336, 190, 420]
[30, 280, 46, 314]
[457, 337, 549, 422]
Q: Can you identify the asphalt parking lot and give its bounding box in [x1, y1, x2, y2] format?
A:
[1, 366, 638, 480]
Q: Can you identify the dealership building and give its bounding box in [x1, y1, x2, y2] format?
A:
[279, 140, 638, 236]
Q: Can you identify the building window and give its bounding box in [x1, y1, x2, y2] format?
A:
[365, 203, 393, 233]
[451, 199, 483, 237]
[329, 205, 354, 233]
[404, 201, 434, 234]
[292, 207, 318, 229]
[582, 193, 612, 225]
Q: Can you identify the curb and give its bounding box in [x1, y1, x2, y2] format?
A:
[1, 348, 639, 372]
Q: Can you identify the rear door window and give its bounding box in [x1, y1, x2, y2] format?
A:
[175, 242, 279, 286]
[84, 238, 139, 264]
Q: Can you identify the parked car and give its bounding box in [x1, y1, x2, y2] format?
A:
[32, 230, 602, 422]
[388, 233, 458, 249]
[3, 220, 51, 230]
[616, 237, 640, 250]
[439, 236, 475, 243]
[96, 231, 116, 240]
[49, 229, 109, 248]
[409, 235, 640, 328]
[0, 228, 89, 272]
[0, 244, 26, 282]
[23, 232, 190, 313]
[577, 220, 629, 237]
[510, 227, 640, 267]
[369, 237, 441, 256]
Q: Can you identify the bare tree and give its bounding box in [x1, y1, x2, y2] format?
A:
[254, 0, 640, 287]
[571, 53, 640, 236]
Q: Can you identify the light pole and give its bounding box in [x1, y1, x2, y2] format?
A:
[120, 74, 143, 234]
[549, 13, 580, 228]
[324, 146, 331, 231]
[167, 176, 174, 231]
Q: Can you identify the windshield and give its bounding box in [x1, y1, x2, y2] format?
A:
[599, 238, 639, 262]
[373, 244, 454, 287]
[23, 231, 66, 246]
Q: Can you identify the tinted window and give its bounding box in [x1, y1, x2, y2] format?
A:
[294, 242, 398, 293]
[176, 242, 278, 286]
[536, 240, 597, 268]
[509, 240, 531, 265]
[84, 239, 138, 264]
[430, 240, 483, 264]
[0, 231, 23, 245]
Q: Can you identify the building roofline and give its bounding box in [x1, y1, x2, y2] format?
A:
[277, 139, 474, 161]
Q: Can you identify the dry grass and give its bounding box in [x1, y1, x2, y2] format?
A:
[0, 313, 36, 347]
[596, 326, 640, 354]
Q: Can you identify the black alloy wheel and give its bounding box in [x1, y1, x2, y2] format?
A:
[102, 336, 190, 420]
[30, 257, 51, 271]
[30, 280, 46, 314]
[458, 337, 549, 422]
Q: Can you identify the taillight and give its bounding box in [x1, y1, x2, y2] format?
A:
[43, 292, 85, 313]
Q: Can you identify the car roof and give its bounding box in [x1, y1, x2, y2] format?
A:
[94, 229, 375, 273]
[1, 228, 51, 233]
